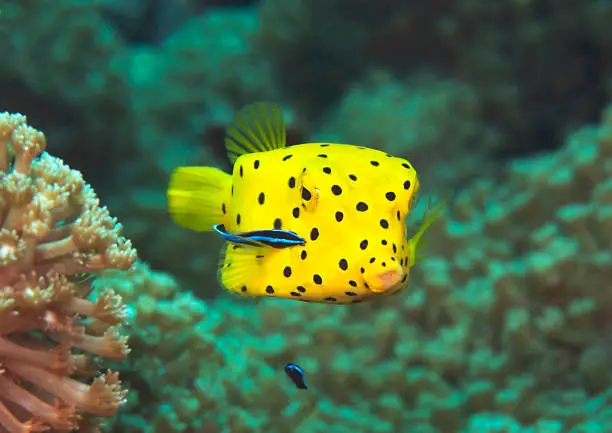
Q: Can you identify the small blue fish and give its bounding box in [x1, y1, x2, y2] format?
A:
[213, 224, 305, 248]
[284, 363, 308, 390]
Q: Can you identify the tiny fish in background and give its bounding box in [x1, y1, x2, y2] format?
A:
[284, 363, 308, 390]
[167, 102, 445, 304]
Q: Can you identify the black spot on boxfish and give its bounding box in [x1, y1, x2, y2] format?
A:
[297, 285, 306, 293]
[288, 177, 296, 188]
[404, 180, 411, 190]
[397, 210, 401, 221]
[360, 267, 365, 273]
[323, 167, 331, 174]
[402, 163, 411, 169]
[360, 239, 368, 250]
[239, 165, 244, 177]
[258, 192, 265, 205]
[274, 218, 282, 229]
[356, 202, 368, 212]
[290, 291, 301, 297]
[385, 192, 396, 201]
[266, 285, 274, 294]
[241, 286, 247, 292]
[317, 154, 328, 158]
[320, 143, 330, 147]
[302, 187, 312, 201]
[293, 207, 300, 218]
[381, 262, 386, 267]
[301, 250, 307, 260]
[349, 280, 357, 287]
[382, 239, 387, 245]
[283, 266, 292, 277]
[310, 228, 319, 241]
[392, 243, 397, 253]
[339, 259, 348, 270]
[369, 257, 376, 263]
[324, 297, 336, 302]
[254, 160, 260, 169]
[380, 219, 389, 229]
[222, 203, 226, 214]
[313, 274, 323, 284]
[283, 154, 293, 161]
[401, 274, 408, 283]
[331, 185, 342, 196]
[349, 174, 357, 181]
[231, 185, 234, 195]
[236, 214, 241, 225]
[335, 211, 344, 222]
[345, 291, 357, 296]
[370, 161, 380, 166]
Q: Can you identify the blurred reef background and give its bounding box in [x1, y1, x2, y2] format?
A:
[1, 0, 612, 431]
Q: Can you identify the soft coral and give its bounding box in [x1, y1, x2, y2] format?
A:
[0, 111, 137, 432]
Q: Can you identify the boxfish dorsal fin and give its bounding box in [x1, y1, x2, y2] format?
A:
[224, 102, 287, 165]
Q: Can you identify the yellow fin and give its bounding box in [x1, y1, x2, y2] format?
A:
[225, 102, 286, 165]
[217, 242, 267, 297]
[408, 197, 446, 267]
[167, 166, 231, 232]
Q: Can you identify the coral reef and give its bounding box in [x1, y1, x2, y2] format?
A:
[0, 112, 137, 431]
[0, 0, 133, 185]
[314, 70, 501, 189]
[257, 0, 612, 156]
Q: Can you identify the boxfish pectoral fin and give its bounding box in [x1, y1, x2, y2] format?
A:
[217, 240, 271, 298]
[224, 102, 287, 165]
[408, 197, 447, 267]
[213, 224, 305, 249]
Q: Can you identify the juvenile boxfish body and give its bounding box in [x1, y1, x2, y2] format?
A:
[167, 102, 444, 304]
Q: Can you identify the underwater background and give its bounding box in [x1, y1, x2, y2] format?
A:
[1, 0, 612, 432]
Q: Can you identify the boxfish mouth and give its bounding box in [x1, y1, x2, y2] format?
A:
[365, 268, 405, 293]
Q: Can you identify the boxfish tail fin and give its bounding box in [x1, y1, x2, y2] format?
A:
[408, 197, 447, 268]
[167, 166, 231, 232]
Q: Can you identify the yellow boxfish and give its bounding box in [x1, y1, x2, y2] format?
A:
[167, 102, 444, 304]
